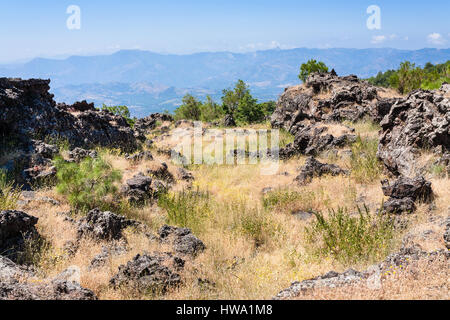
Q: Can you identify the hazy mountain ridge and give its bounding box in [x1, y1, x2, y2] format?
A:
[1, 48, 449, 117]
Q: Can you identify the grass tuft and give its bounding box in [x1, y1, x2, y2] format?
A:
[0, 170, 21, 211]
[305, 206, 395, 265]
[158, 189, 212, 234]
[350, 136, 383, 184]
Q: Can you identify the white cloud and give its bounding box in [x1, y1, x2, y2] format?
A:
[427, 33, 446, 45]
[389, 34, 398, 40]
[269, 41, 281, 49]
[371, 34, 410, 44]
[371, 35, 386, 44]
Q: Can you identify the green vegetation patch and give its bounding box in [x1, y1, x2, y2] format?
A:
[305, 207, 395, 265]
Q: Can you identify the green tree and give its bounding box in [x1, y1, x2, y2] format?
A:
[367, 69, 397, 87]
[221, 80, 250, 114]
[174, 94, 203, 121]
[299, 59, 329, 82]
[101, 105, 136, 127]
[367, 60, 450, 94]
[199, 96, 224, 122]
[389, 61, 423, 94]
[235, 91, 264, 123]
[258, 101, 277, 116]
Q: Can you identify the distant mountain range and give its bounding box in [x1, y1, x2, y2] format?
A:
[1, 48, 449, 117]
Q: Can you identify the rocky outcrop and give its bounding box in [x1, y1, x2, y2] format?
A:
[275, 269, 363, 299]
[0, 210, 39, 261]
[121, 173, 155, 205]
[67, 148, 98, 163]
[0, 78, 138, 185]
[18, 140, 58, 186]
[125, 151, 153, 162]
[0, 256, 96, 300]
[271, 72, 384, 134]
[275, 245, 448, 300]
[0, 78, 138, 153]
[382, 198, 416, 215]
[89, 242, 128, 270]
[146, 162, 175, 184]
[134, 113, 174, 135]
[110, 253, 184, 294]
[381, 176, 433, 214]
[158, 225, 206, 257]
[77, 209, 139, 241]
[279, 124, 356, 158]
[381, 176, 433, 202]
[177, 168, 194, 182]
[295, 157, 349, 185]
[377, 89, 449, 176]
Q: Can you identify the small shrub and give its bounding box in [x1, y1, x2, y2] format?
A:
[0, 170, 21, 211]
[350, 136, 383, 183]
[305, 207, 395, 264]
[158, 189, 211, 234]
[54, 156, 122, 213]
[239, 207, 280, 248]
[429, 164, 447, 178]
[299, 59, 329, 82]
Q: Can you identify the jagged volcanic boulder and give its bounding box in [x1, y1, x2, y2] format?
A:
[0, 78, 138, 153]
[89, 242, 128, 270]
[177, 168, 194, 182]
[381, 176, 433, 203]
[158, 225, 206, 257]
[275, 269, 363, 299]
[146, 162, 175, 184]
[134, 113, 174, 134]
[17, 140, 58, 186]
[275, 244, 448, 300]
[121, 173, 154, 204]
[67, 147, 98, 163]
[58, 100, 96, 112]
[382, 198, 416, 215]
[77, 209, 139, 240]
[380, 176, 433, 215]
[0, 210, 39, 260]
[110, 253, 184, 293]
[279, 124, 356, 158]
[377, 89, 449, 176]
[0, 256, 97, 300]
[271, 72, 386, 135]
[295, 157, 349, 185]
[125, 151, 153, 162]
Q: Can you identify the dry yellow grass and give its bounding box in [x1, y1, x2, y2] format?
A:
[13, 120, 449, 300]
[377, 87, 403, 99]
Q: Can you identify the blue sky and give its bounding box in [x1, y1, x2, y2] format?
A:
[0, 0, 449, 63]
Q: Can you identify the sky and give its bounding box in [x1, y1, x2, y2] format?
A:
[0, 0, 449, 63]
